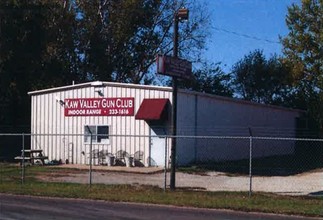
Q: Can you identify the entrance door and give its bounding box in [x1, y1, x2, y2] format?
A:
[149, 127, 166, 167]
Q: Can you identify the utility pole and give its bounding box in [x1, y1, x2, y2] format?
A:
[170, 7, 188, 191]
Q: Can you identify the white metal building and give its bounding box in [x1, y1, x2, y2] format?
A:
[29, 81, 302, 166]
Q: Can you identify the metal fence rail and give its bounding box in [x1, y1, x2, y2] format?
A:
[0, 133, 322, 196]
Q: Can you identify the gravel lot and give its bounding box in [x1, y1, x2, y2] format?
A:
[39, 167, 323, 196]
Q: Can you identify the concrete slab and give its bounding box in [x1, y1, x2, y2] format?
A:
[54, 164, 164, 174]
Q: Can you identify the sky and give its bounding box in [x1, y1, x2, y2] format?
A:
[201, 0, 301, 72]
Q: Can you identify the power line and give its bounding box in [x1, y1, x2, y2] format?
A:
[212, 26, 280, 44]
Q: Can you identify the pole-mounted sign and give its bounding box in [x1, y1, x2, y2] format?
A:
[157, 54, 193, 80]
[156, 6, 189, 191]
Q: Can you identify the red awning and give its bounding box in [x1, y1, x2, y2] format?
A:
[135, 99, 169, 121]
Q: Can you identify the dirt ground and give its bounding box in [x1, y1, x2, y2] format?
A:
[38, 165, 323, 196]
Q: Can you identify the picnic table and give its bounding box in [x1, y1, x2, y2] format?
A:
[15, 149, 48, 165]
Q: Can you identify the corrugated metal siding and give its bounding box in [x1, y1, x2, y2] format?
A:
[31, 82, 302, 166]
[177, 92, 301, 164]
[176, 92, 197, 165]
[30, 84, 172, 166]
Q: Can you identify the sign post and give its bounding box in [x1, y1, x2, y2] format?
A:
[157, 7, 190, 191]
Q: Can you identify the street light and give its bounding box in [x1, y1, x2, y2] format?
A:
[177, 8, 189, 20]
[170, 7, 189, 191]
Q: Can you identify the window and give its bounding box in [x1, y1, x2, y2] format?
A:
[84, 125, 109, 143]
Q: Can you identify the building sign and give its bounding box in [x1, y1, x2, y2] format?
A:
[64, 98, 134, 116]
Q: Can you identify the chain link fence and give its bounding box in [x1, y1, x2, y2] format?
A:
[1, 133, 322, 196]
[176, 136, 323, 196]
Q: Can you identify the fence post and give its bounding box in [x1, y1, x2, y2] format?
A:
[248, 128, 253, 198]
[86, 126, 93, 187]
[21, 133, 25, 185]
[90, 133, 93, 186]
[164, 136, 168, 192]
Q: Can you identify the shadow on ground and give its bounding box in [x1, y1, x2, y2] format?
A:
[308, 191, 323, 197]
[188, 155, 323, 176]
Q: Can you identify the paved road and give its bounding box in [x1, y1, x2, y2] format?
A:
[0, 194, 320, 220]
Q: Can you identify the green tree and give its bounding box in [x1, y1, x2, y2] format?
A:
[179, 63, 233, 97]
[76, 0, 210, 83]
[0, 0, 79, 128]
[281, 0, 323, 132]
[231, 50, 293, 105]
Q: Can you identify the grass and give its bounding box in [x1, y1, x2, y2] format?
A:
[0, 163, 322, 217]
